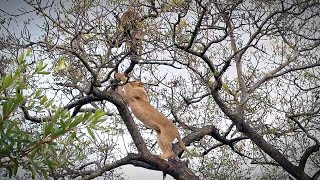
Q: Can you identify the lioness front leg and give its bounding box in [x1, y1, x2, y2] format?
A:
[115, 72, 127, 83]
[116, 86, 130, 103]
[116, 86, 123, 95]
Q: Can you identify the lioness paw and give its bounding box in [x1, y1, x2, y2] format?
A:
[115, 72, 125, 80]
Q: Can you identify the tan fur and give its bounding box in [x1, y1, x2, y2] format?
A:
[115, 73, 201, 159]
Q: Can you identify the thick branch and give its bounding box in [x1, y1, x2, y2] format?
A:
[21, 104, 48, 123]
[63, 95, 101, 110]
[298, 144, 320, 171]
[81, 153, 141, 180]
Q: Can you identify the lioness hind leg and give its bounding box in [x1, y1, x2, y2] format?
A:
[158, 132, 175, 159]
[156, 132, 166, 154]
[159, 141, 175, 159]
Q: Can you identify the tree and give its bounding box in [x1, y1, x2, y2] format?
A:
[0, 0, 319, 179]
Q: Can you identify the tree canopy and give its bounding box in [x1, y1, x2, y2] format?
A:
[0, 0, 319, 179]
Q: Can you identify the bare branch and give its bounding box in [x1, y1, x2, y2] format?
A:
[272, 62, 320, 78]
[248, 49, 299, 94]
[298, 144, 320, 171]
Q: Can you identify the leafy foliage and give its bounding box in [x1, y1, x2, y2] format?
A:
[0, 52, 109, 179]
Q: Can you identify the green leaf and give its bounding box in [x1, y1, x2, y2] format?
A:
[163, 4, 170, 11]
[94, 110, 107, 120]
[37, 71, 51, 75]
[19, 52, 25, 64]
[48, 143, 57, 157]
[35, 131, 41, 141]
[34, 60, 48, 74]
[51, 128, 65, 138]
[22, 64, 28, 73]
[16, 92, 24, 104]
[16, 81, 28, 91]
[35, 89, 42, 98]
[40, 96, 48, 105]
[69, 116, 83, 128]
[41, 169, 49, 180]
[26, 48, 31, 56]
[68, 131, 77, 143]
[91, 116, 106, 126]
[30, 165, 36, 179]
[2, 99, 17, 119]
[83, 112, 91, 122]
[91, 125, 112, 132]
[44, 122, 53, 137]
[38, 60, 44, 70]
[222, 83, 229, 91]
[2, 74, 14, 89]
[30, 145, 42, 160]
[52, 108, 62, 123]
[44, 157, 55, 172]
[87, 126, 96, 140]
[45, 100, 53, 108]
[12, 158, 18, 176]
[59, 118, 67, 130]
[54, 57, 68, 71]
